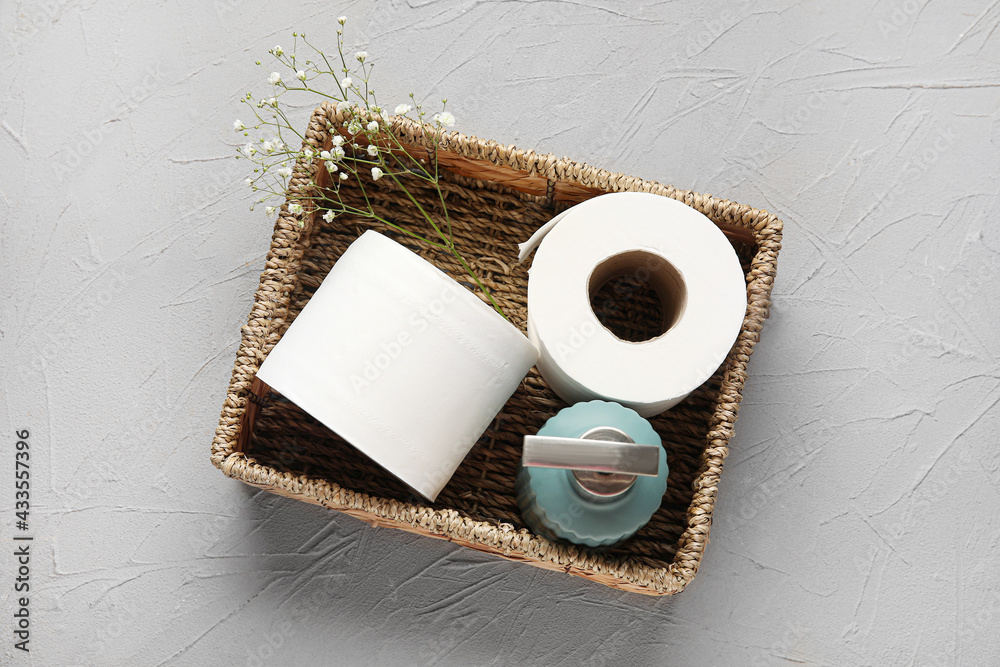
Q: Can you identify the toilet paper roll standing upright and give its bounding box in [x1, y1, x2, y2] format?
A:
[257, 230, 538, 501]
[524, 192, 747, 417]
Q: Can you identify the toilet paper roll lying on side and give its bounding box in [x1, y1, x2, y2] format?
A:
[525, 192, 747, 418]
[257, 230, 538, 501]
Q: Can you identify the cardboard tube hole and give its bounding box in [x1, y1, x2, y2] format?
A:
[588, 251, 687, 342]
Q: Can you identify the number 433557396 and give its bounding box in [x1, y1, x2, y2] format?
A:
[15, 430, 29, 528]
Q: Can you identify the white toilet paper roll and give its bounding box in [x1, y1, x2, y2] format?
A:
[524, 192, 746, 418]
[256, 230, 538, 501]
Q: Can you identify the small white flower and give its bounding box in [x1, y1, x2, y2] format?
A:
[337, 15, 347, 24]
[273, 45, 283, 56]
[320, 150, 330, 159]
[347, 118, 362, 134]
[371, 167, 383, 181]
[289, 202, 304, 214]
[245, 177, 253, 187]
[336, 101, 351, 113]
[332, 135, 345, 147]
[355, 51, 368, 62]
[265, 206, 277, 217]
[367, 144, 378, 157]
[331, 145, 346, 160]
[263, 139, 275, 152]
[340, 76, 353, 89]
[277, 166, 293, 178]
[303, 147, 314, 158]
[394, 104, 412, 115]
[340, 172, 349, 180]
[241, 142, 256, 157]
[234, 119, 245, 131]
[322, 210, 335, 223]
[296, 69, 306, 81]
[366, 120, 379, 132]
[324, 160, 338, 173]
[268, 71, 281, 85]
[433, 111, 455, 127]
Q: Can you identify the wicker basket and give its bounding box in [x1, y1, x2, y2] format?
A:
[210, 102, 782, 596]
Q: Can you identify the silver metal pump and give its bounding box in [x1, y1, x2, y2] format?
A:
[522, 426, 661, 503]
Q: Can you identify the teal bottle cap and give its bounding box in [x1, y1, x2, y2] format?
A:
[516, 400, 668, 548]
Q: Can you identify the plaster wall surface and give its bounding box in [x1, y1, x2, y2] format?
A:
[1, 1, 998, 665]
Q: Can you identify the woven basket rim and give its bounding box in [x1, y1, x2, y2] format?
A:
[210, 101, 782, 595]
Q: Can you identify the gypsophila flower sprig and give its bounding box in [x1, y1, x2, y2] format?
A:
[233, 19, 504, 316]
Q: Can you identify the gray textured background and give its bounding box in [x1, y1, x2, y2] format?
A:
[2, 0, 999, 665]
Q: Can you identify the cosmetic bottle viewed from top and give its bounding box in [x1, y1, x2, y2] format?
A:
[516, 400, 669, 548]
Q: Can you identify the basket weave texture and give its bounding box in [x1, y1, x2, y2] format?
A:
[211, 102, 782, 595]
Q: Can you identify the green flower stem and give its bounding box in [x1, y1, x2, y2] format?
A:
[430, 144, 454, 244]
[385, 170, 451, 248]
[238, 23, 507, 319]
